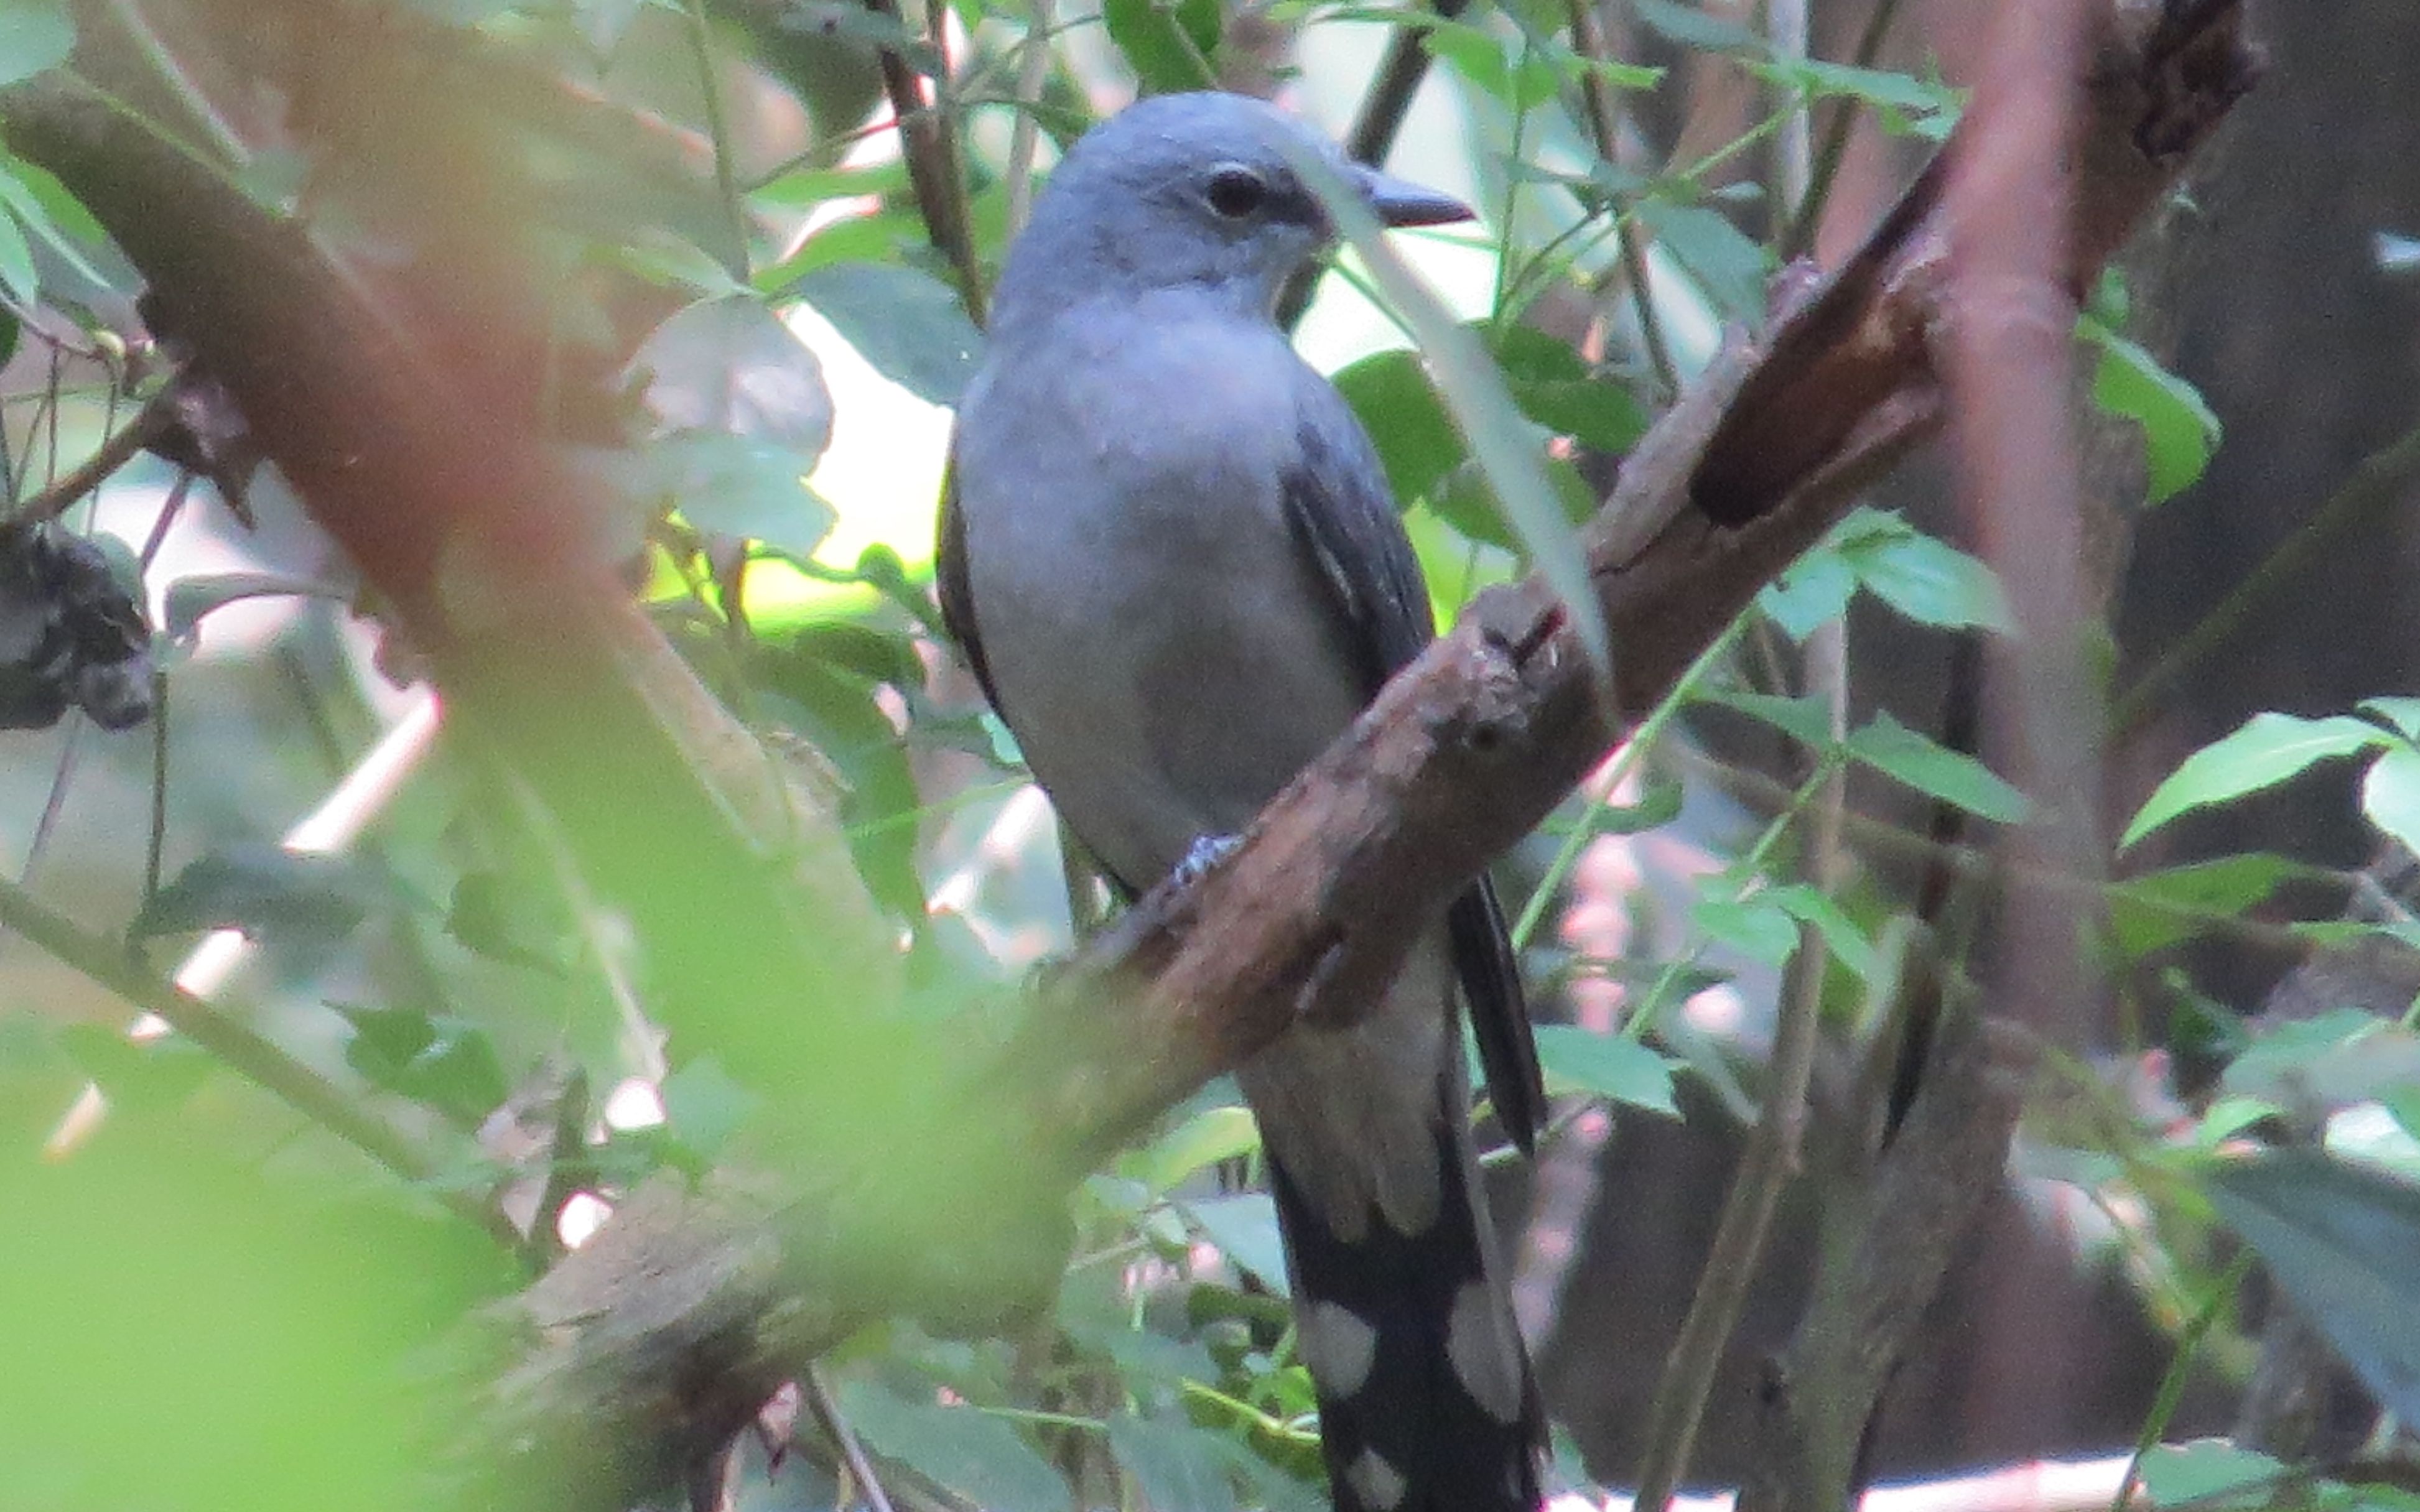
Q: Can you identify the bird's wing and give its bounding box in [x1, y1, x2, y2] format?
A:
[934, 451, 1004, 714]
[1280, 392, 1545, 1150]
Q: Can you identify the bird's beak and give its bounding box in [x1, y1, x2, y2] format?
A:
[1354, 165, 1474, 228]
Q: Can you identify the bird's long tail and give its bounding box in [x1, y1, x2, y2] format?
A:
[1237, 944, 1543, 1512]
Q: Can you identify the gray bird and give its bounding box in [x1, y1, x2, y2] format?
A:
[938, 91, 1545, 1512]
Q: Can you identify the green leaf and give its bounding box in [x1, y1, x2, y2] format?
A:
[2362, 696, 2420, 742]
[660, 1055, 760, 1163]
[1122, 1102, 1259, 1195]
[0, 200, 35, 306]
[788, 261, 984, 405]
[837, 1381, 1073, 1512]
[0, 0, 72, 88]
[1333, 348, 1463, 505]
[1489, 324, 1649, 453]
[1422, 22, 1559, 112]
[1102, 0, 1216, 93]
[2223, 1010, 2420, 1111]
[163, 572, 344, 643]
[1181, 1193, 1290, 1296]
[2123, 712, 2393, 848]
[1759, 547, 1858, 640]
[1699, 687, 1836, 750]
[1627, 0, 1760, 52]
[1532, 1024, 1679, 1115]
[1846, 712, 2028, 822]
[630, 293, 834, 457]
[1636, 197, 1771, 322]
[617, 434, 838, 557]
[1837, 511, 2010, 631]
[133, 843, 399, 943]
[1693, 894, 1800, 967]
[333, 1004, 508, 1127]
[0, 154, 109, 291]
[2082, 318, 2222, 505]
[2199, 1149, 2420, 1424]
[1107, 1414, 1241, 1512]
[2108, 852, 2304, 958]
[2137, 1441, 2288, 1509]
[1764, 883, 1878, 981]
[2363, 743, 2420, 856]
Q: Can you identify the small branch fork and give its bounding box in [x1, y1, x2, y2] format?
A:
[0, 2, 2257, 1506]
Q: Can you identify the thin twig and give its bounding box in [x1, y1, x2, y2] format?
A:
[867, 0, 988, 326]
[1779, 0, 1907, 261]
[1002, 0, 1056, 238]
[0, 870, 507, 1240]
[1563, 0, 1677, 394]
[683, 0, 753, 283]
[806, 1363, 900, 1512]
[1630, 626, 1848, 1512]
[2113, 418, 2420, 736]
[13, 368, 179, 524]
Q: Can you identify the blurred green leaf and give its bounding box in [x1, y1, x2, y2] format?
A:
[1122, 1102, 1259, 1196]
[1334, 347, 1463, 505]
[789, 261, 984, 404]
[1765, 883, 1878, 981]
[1183, 1193, 1290, 1297]
[839, 1380, 1073, 1512]
[335, 1004, 509, 1128]
[1489, 325, 1649, 453]
[133, 843, 399, 943]
[2083, 318, 2222, 505]
[1422, 21, 1560, 111]
[2124, 712, 2392, 848]
[661, 1055, 760, 1164]
[1533, 1024, 1678, 1115]
[2362, 743, 2420, 855]
[2137, 1440, 2288, 1510]
[2109, 852, 2303, 958]
[631, 293, 834, 458]
[0, 0, 72, 88]
[1108, 1412, 1242, 1512]
[1627, 0, 1759, 51]
[617, 433, 838, 556]
[1102, 0, 1217, 93]
[1845, 712, 2028, 822]
[163, 572, 344, 643]
[2199, 1149, 2420, 1424]
[1637, 197, 1770, 321]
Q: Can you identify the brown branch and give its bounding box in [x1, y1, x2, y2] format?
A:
[13, 371, 179, 523]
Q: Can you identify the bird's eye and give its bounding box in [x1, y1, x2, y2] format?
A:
[1206, 168, 1268, 220]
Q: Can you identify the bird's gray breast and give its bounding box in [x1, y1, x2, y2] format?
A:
[953, 316, 1368, 890]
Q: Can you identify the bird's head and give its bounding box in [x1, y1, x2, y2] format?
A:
[992, 91, 1473, 333]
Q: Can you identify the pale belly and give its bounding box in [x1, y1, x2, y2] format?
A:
[964, 470, 1367, 892]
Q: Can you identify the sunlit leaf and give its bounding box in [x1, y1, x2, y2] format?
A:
[2137, 1440, 2288, 1510]
[630, 293, 835, 458]
[2083, 318, 2222, 505]
[1334, 348, 1463, 505]
[2362, 743, 2420, 856]
[789, 261, 984, 405]
[2123, 712, 2391, 848]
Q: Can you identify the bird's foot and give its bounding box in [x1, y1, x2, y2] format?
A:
[1170, 832, 1242, 887]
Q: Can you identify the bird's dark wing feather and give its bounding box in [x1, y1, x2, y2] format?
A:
[934, 456, 1003, 714]
[1279, 404, 1543, 1149]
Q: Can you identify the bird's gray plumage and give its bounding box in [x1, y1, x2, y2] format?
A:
[939, 91, 1544, 1512]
